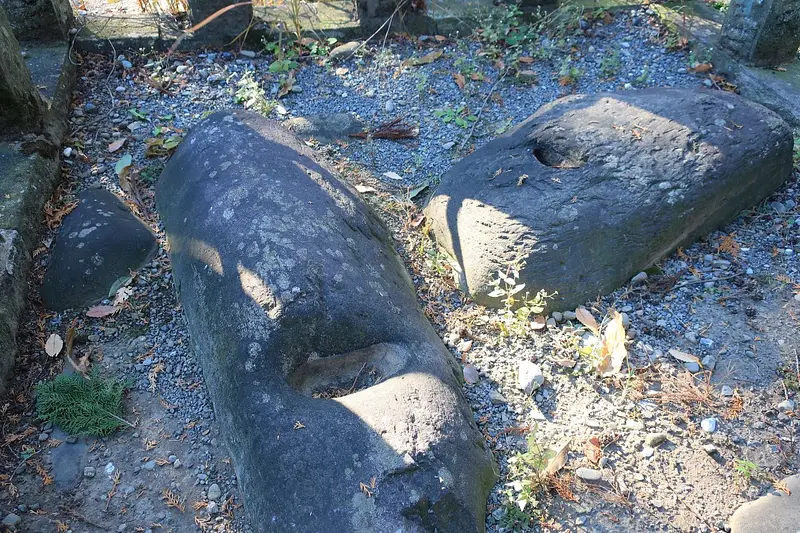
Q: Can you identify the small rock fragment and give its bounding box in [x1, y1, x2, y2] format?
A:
[2, 513, 21, 528]
[518, 361, 544, 395]
[644, 432, 668, 447]
[701, 418, 717, 433]
[631, 271, 648, 285]
[84, 466, 96, 478]
[777, 399, 795, 412]
[641, 446, 655, 458]
[239, 50, 256, 58]
[207, 483, 222, 501]
[575, 467, 602, 481]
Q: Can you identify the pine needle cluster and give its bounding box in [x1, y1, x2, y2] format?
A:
[36, 373, 129, 436]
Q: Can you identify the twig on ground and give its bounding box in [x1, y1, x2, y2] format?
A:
[343, 0, 408, 63]
[459, 68, 508, 152]
[669, 273, 742, 292]
[350, 117, 418, 140]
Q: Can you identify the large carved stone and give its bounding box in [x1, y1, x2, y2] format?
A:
[156, 110, 495, 532]
[424, 88, 793, 311]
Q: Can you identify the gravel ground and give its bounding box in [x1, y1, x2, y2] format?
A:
[1, 4, 798, 532]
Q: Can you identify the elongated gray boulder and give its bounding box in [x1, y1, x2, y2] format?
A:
[729, 474, 800, 532]
[156, 110, 495, 533]
[41, 189, 157, 311]
[424, 88, 793, 311]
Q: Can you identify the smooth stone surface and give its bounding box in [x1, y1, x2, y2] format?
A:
[40, 188, 157, 311]
[157, 110, 495, 533]
[730, 474, 800, 532]
[424, 88, 793, 310]
[575, 467, 602, 481]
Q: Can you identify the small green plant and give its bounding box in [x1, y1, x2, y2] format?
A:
[269, 58, 299, 74]
[793, 134, 800, 166]
[433, 106, 478, 128]
[36, 372, 130, 436]
[557, 57, 581, 86]
[140, 161, 164, 185]
[488, 258, 553, 337]
[234, 71, 276, 116]
[415, 72, 429, 97]
[502, 427, 553, 526]
[733, 458, 759, 482]
[634, 65, 650, 87]
[306, 37, 338, 57]
[599, 49, 621, 78]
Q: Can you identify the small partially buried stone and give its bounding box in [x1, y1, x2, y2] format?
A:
[644, 432, 668, 447]
[518, 361, 544, 395]
[575, 467, 602, 481]
[701, 418, 718, 433]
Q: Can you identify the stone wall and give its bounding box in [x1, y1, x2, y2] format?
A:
[0, 5, 44, 134]
[720, 0, 800, 66]
[0, 0, 73, 41]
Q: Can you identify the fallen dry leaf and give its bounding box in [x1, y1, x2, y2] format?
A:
[463, 363, 479, 384]
[45, 334, 64, 358]
[86, 305, 118, 318]
[576, 307, 599, 334]
[457, 338, 473, 353]
[383, 171, 403, 181]
[595, 310, 627, 377]
[553, 357, 577, 368]
[544, 441, 570, 475]
[669, 349, 701, 365]
[692, 63, 713, 73]
[531, 315, 547, 331]
[107, 138, 126, 153]
[584, 436, 602, 465]
[453, 73, 465, 89]
[354, 185, 376, 194]
[518, 56, 534, 64]
[401, 49, 443, 67]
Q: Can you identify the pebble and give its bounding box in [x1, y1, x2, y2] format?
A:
[702, 444, 718, 455]
[721, 385, 734, 397]
[143, 460, 157, 471]
[575, 467, 602, 481]
[489, 390, 507, 405]
[551, 311, 563, 322]
[207, 501, 219, 515]
[328, 41, 360, 61]
[121, 60, 133, 70]
[630, 271, 648, 285]
[207, 483, 222, 500]
[701, 354, 717, 371]
[2, 514, 21, 527]
[105, 462, 116, 475]
[644, 432, 668, 447]
[684, 362, 701, 373]
[239, 50, 256, 58]
[38, 432, 49, 442]
[777, 399, 795, 412]
[701, 418, 717, 433]
[63, 147, 73, 157]
[563, 311, 577, 321]
[517, 361, 544, 395]
[641, 446, 655, 458]
[84, 466, 96, 478]
[385, 100, 396, 113]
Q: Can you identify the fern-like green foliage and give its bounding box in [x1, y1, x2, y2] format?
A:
[36, 373, 129, 436]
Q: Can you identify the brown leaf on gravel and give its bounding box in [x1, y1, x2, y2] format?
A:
[86, 305, 117, 318]
[692, 63, 713, 73]
[553, 357, 577, 368]
[463, 363, 479, 384]
[518, 56, 534, 64]
[453, 73, 465, 89]
[107, 138, 126, 153]
[401, 49, 443, 67]
[576, 307, 599, 334]
[457, 338, 473, 353]
[531, 315, 547, 331]
[584, 436, 603, 465]
[668, 349, 701, 365]
[544, 441, 570, 475]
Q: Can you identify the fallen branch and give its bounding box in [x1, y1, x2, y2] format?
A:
[459, 68, 508, 152]
[350, 117, 418, 140]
